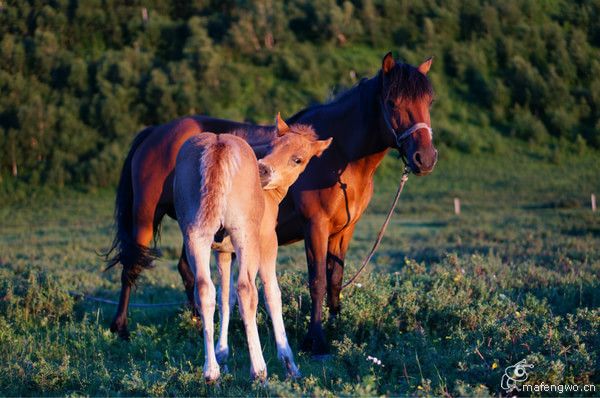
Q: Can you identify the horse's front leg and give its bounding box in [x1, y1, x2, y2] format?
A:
[301, 220, 330, 356]
[215, 250, 236, 369]
[110, 206, 156, 340]
[326, 224, 355, 320]
[259, 233, 301, 378]
[184, 232, 220, 383]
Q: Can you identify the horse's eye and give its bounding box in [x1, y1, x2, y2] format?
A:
[293, 157, 302, 165]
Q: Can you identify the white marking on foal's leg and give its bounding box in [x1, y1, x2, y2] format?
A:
[260, 247, 301, 378]
[215, 251, 236, 369]
[185, 234, 220, 383]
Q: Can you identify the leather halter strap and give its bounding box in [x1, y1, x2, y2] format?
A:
[380, 98, 433, 148]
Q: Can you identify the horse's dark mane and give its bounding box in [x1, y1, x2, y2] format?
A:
[230, 126, 274, 145]
[287, 78, 370, 124]
[384, 62, 433, 101]
[287, 62, 432, 125]
[230, 123, 318, 144]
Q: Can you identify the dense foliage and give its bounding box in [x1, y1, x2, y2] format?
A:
[1, 0, 599, 188]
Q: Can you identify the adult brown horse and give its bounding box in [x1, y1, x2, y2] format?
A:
[105, 53, 438, 355]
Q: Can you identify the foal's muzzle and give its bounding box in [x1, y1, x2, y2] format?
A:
[258, 161, 273, 188]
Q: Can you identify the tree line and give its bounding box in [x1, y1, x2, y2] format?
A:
[1, 0, 599, 190]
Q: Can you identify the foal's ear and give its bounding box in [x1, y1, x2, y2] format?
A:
[382, 52, 395, 75]
[417, 57, 433, 75]
[312, 137, 333, 157]
[275, 112, 290, 136]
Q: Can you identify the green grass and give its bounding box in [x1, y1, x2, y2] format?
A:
[1, 144, 599, 396]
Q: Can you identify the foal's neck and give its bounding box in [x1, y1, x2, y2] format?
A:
[263, 186, 289, 205]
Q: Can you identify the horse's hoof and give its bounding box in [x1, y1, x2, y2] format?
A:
[251, 368, 267, 383]
[300, 335, 313, 353]
[110, 322, 130, 341]
[284, 357, 301, 379]
[203, 367, 221, 384]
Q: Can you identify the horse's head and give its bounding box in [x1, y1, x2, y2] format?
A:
[258, 113, 332, 190]
[379, 52, 437, 176]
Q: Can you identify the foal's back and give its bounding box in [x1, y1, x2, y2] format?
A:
[174, 133, 264, 236]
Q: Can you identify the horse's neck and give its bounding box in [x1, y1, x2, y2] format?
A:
[304, 76, 390, 171]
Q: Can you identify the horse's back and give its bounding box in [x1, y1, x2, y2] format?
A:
[131, 116, 259, 213]
[174, 133, 263, 235]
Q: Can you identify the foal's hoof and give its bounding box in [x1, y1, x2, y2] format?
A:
[251, 368, 268, 384]
[215, 346, 229, 365]
[284, 358, 302, 379]
[203, 367, 221, 384]
[110, 321, 130, 341]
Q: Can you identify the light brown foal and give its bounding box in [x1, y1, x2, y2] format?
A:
[173, 114, 332, 382]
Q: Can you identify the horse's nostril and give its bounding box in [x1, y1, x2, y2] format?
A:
[258, 163, 271, 178]
[413, 152, 422, 167]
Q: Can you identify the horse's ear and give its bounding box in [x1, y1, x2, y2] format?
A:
[275, 112, 289, 136]
[417, 57, 433, 75]
[313, 137, 333, 157]
[382, 52, 395, 75]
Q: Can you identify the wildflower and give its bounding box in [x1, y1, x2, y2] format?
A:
[355, 283, 362, 288]
[366, 355, 384, 367]
[492, 362, 498, 370]
[417, 386, 423, 390]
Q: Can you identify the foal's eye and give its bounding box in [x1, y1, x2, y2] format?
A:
[292, 157, 302, 165]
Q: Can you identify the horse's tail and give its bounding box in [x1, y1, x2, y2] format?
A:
[197, 137, 241, 231]
[103, 126, 158, 279]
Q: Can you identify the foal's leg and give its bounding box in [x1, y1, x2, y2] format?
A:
[215, 251, 236, 368]
[326, 224, 355, 320]
[232, 228, 267, 381]
[259, 234, 300, 378]
[185, 231, 220, 382]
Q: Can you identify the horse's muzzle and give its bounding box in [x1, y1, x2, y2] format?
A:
[411, 148, 438, 176]
[258, 162, 273, 188]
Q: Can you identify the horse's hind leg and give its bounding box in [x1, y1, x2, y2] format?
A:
[185, 231, 220, 382]
[215, 251, 236, 369]
[232, 227, 267, 381]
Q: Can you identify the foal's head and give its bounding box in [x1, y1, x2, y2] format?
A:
[380, 52, 438, 176]
[258, 113, 332, 190]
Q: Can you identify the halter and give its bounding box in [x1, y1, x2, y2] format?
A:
[380, 98, 433, 151]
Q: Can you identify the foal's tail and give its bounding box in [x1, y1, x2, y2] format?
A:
[103, 126, 158, 279]
[197, 137, 241, 231]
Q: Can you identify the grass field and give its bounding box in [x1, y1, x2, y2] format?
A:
[1, 144, 599, 396]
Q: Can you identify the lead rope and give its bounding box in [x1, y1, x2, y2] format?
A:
[341, 167, 410, 290]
